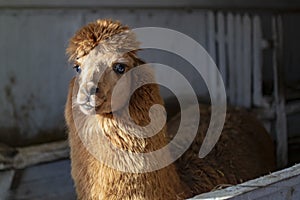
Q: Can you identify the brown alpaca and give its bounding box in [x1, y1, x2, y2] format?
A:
[65, 19, 276, 200]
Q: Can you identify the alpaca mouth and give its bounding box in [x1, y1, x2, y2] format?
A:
[79, 103, 94, 115]
[82, 103, 94, 110]
[79, 102, 100, 115]
[79, 101, 111, 115]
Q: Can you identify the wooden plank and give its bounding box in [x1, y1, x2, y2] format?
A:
[9, 160, 76, 200]
[0, 170, 15, 200]
[272, 16, 288, 168]
[207, 11, 218, 100]
[191, 11, 209, 97]
[227, 13, 236, 105]
[1, 0, 300, 10]
[252, 15, 264, 107]
[242, 14, 252, 108]
[235, 14, 243, 106]
[190, 163, 300, 200]
[0, 140, 69, 170]
[217, 12, 227, 88]
[197, 11, 207, 49]
[207, 11, 216, 62]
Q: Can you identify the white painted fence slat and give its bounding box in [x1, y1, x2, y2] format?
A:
[207, 11, 216, 61]
[253, 16, 263, 107]
[207, 11, 218, 99]
[217, 12, 227, 88]
[197, 12, 207, 49]
[227, 13, 236, 105]
[273, 16, 288, 168]
[235, 15, 243, 106]
[242, 14, 252, 108]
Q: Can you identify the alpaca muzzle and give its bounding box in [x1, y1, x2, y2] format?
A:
[77, 82, 100, 114]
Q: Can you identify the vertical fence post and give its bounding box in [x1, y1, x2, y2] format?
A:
[227, 13, 236, 105]
[273, 15, 288, 168]
[217, 12, 227, 87]
[242, 14, 252, 108]
[207, 11, 218, 100]
[253, 15, 264, 107]
[235, 15, 243, 106]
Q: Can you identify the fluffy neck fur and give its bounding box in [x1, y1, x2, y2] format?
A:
[65, 79, 190, 200]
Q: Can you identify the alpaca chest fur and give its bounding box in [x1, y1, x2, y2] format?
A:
[65, 78, 189, 200]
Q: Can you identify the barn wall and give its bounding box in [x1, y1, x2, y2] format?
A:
[0, 2, 299, 149]
[0, 8, 213, 146]
[0, 10, 84, 146]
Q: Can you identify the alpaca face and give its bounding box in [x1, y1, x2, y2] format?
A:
[74, 46, 137, 115]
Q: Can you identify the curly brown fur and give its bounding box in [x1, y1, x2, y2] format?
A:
[67, 19, 130, 62]
[65, 19, 276, 200]
[167, 105, 276, 196]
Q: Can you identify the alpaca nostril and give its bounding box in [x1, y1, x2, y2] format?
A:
[90, 87, 99, 95]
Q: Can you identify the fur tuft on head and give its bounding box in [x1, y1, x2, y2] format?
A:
[66, 19, 131, 62]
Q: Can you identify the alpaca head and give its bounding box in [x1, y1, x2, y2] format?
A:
[67, 19, 146, 115]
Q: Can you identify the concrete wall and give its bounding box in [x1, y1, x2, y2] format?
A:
[0, 8, 212, 146]
[0, 4, 299, 147]
[0, 10, 83, 146]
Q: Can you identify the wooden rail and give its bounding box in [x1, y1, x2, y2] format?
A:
[0, 0, 300, 11]
[0, 140, 69, 170]
[190, 163, 300, 200]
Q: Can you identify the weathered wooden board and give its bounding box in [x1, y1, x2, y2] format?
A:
[217, 12, 227, 87]
[190, 163, 300, 200]
[206, 11, 219, 100]
[272, 16, 288, 168]
[252, 15, 263, 107]
[227, 13, 236, 105]
[0, 170, 15, 200]
[0, 140, 69, 170]
[8, 159, 76, 200]
[242, 14, 251, 108]
[234, 14, 243, 107]
[1, 0, 300, 10]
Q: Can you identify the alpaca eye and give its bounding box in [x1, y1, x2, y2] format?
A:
[113, 63, 126, 74]
[73, 65, 81, 73]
